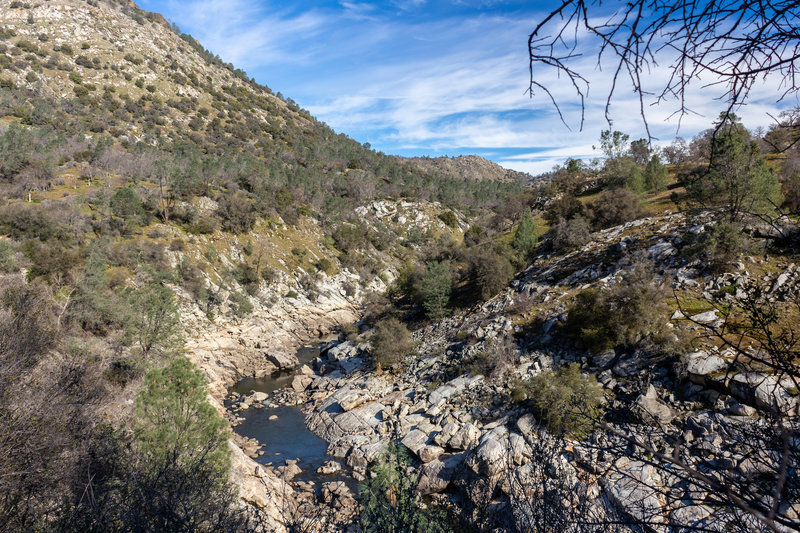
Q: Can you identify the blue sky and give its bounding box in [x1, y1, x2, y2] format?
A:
[138, 0, 797, 175]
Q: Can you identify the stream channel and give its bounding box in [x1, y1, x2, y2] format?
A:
[228, 341, 352, 487]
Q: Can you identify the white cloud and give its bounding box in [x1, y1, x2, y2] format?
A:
[144, 0, 799, 174]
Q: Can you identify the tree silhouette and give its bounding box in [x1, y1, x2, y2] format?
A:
[528, 0, 800, 137]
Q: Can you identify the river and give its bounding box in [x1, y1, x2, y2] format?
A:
[228, 342, 349, 486]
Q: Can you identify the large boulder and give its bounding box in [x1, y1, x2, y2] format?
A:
[447, 422, 481, 450]
[635, 385, 675, 425]
[601, 458, 667, 532]
[417, 454, 464, 495]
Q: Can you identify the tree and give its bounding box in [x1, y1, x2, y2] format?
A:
[62, 358, 250, 533]
[420, 261, 452, 319]
[357, 443, 452, 533]
[596, 130, 629, 160]
[643, 154, 668, 192]
[629, 138, 651, 166]
[528, 1, 800, 135]
[0, 122, 33, 180]
[684, 114, 782, 221]
[133, 358, 229, 482]
[512, 208, 538, 258]
[124, 282, 182, 357]
[110, 187, 146, 232]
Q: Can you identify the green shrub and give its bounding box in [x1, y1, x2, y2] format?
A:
[0, 240, 17, 273]
[682, 221, 753, 273]
[314, 257, 334, 275]
[523, 363, 604, 438]
[438, 210, 458, 228]
[229, 290, 253, 317]
[358, 443, 452, 533]
[370, 317, 414, 369]
[232, 261, 260, 295]
[588, 188, 643, 230]
[187, 216, 218, 235]
[565, 262, 674, 353]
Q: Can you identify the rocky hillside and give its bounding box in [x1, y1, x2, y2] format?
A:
[230, 207, 800, 531]
[406, 155, 533, 184]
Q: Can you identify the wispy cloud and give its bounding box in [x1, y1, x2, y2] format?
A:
[140, 0, 798, 175]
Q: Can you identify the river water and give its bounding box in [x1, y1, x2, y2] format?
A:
[228, 342, 343, 485]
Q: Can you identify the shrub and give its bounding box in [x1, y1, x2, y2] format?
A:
[229, 290, 253, 317]
[471, 249, 514, 301]
[588, 188, 642, 230]
[370, 317, 414, 369]
[682, 221, 752, 273]
[232, 261, 260, 295]
[549, 216, 591, 252]
[523, 363, 604, 438]
[544, 193, 586, 224]
[438, 210, 458, 228]
[0, 240, 17, 272]
[564, 261, 674, 353]
[468, 333, 518, 380]
[314, 257, 334, 275]
[332, 222, 365, 252]
[357, 443, 452, 533]
[216, 190, 255, 233]
[186, 216, 218, 235]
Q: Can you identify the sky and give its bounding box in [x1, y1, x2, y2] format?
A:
[138, 0, 798, 175]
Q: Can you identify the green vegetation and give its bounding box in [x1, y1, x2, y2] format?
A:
[522, 363, 604, 438]
[124, 282, 182, 357]
[370, 317, 415, 369]
[357, 443, 453, 533]
[682, 113, 782, 222]
[420, 261, 452, 319]
[565, 262, 677, 354]
[512, 208, 538, 258]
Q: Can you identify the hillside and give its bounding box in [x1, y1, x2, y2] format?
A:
[405, 154, 533, 184]
[0, 1, 799, 532]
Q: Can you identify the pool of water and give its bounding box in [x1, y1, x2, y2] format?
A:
[230, 344, 323, 396]
[229, 340, 349, 485]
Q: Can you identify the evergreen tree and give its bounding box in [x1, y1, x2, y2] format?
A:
[420, 261, 451, 319]
[124, 282, 182, 356]
[513, 208, 538, 258]
[643, 154, 668, 192]
[686, 113, 782, 221]
[358, 443, 452, 533]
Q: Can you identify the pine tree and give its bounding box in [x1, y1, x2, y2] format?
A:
[513, 208, 538, 258]
[687, 113, 782, 221]
[420, 261, 451, 319]
[643, 154, 668, 192]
